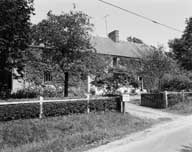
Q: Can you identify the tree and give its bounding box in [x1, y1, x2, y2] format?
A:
[161, 73, 192, 91]
[31, 11, 107, 97]
[92, 57, 141, 95]
[0, 0, 34, 96]
[141, 47, 178, 92]
[127, 36, 144, 44]
[169, 17, 192, 71]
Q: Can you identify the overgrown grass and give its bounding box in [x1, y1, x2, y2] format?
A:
[0, 112, 155, 152]
[166, 101, 192, 115]
[165, 97, 192, 115]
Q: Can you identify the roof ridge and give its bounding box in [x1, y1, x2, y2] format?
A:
[91, 36, 152, 58]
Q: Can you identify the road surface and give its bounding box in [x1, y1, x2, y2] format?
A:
[87, 108, 192, 152]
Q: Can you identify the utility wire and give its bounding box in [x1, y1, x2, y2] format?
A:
[97, 0, 182, 33]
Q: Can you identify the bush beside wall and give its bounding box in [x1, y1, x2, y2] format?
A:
[0, 96, 121, 121]
[11, 89, 39, 99]
[161, 74, 192, 91]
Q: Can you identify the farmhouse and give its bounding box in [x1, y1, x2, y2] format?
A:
[3, 30, 152, 94]
[89, 30, 152, 94]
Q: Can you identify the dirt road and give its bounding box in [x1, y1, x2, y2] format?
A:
[86, 103, 192, 152]
[87, 115, 192, 152]
[124, 102, 181, 120]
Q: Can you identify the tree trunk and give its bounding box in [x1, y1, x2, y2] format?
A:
[64, 72, 69, 97]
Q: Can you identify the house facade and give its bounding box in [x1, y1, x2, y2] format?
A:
[89, 30, 152, 94]
[9, 30, 152, 94]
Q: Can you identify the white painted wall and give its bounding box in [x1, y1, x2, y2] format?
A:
[12, 79, 24, 93]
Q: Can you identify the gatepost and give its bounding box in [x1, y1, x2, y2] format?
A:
[122, 93, 130, 113]
[39, 96, 43, 119]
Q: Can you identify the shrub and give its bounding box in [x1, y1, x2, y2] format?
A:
[11, 89, 39, 99]
[0, 84, 11, 99]
[43, 86, 57, 98]
[68, 87, 86, 98]
[89, 97, 121, 112]
[11, 86, 63, 99]
[161, 74, 192, 91]
[0, 103, 40, 121]
[2, 120, 48, 147]
[90, 88, 96, 95]
[43, 100, 88, 117]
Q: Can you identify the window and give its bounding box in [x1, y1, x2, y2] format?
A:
[44, 71, 52, 82]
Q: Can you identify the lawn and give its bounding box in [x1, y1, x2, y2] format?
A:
[0, 112, 156, 152]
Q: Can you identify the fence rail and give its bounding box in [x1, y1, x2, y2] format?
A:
[0, 96, 117, 119]
[141, 91, 192, 108]
[0, 97, 114, 106]
[166, 91, 192, 95]
[164, 91, 192, 108]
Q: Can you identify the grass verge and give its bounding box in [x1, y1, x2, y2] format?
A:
[0, 112, 156, 152]
[165, 100, 192, 115]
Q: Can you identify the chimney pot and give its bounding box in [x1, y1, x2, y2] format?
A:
[108, 30, 119, 42]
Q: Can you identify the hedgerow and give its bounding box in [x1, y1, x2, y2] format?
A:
[43, 100, 88, 117]
[0, 96, 121, 121]
[89, 97, 121, 112]
[0, 103, 40, 121]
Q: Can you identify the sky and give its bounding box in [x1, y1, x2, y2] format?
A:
[31, 0, 192, 49]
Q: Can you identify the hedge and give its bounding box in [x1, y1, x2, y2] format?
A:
[89, 97, 121, 112]
[0, 103, 40, 121]
[0, 96, 121, 121]
[43, 100, 88, 117]
[43, 97, 121, 117]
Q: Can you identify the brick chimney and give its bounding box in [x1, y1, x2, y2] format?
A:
[108, 30, 119, 42]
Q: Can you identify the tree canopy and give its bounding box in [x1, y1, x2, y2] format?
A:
[31, 11, 107, 96]
[141, 47, 178, 92]
[127, 36, 144, 44]
[0, 0, 34, 97]
[0, 0, 34, 74]
[169, 17, 192, 71]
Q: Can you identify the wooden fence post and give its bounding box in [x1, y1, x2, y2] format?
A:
[164, 91, 168, 108]
[39, 96, 43, 119]
[87, 94, 90, 113]
[120, 101, 124, 113]
[182, 90, 185, 102]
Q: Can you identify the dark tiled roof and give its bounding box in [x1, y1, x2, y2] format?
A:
[91, 36, 153, 58]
